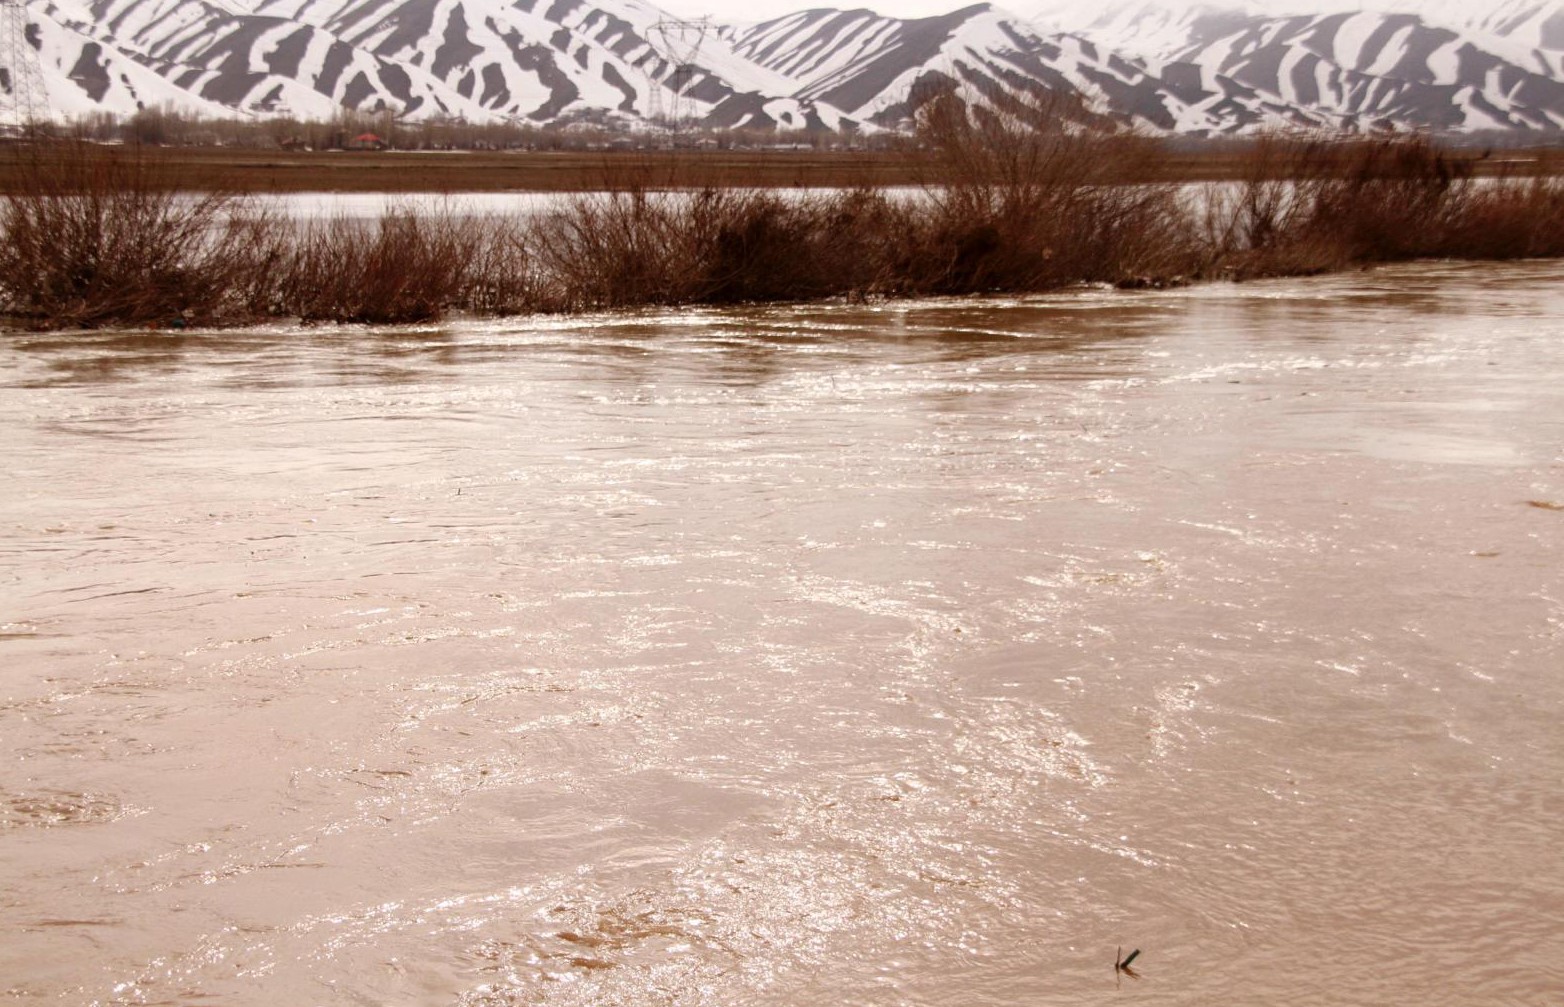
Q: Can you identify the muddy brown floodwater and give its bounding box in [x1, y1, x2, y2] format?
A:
[2, 262, 1562, 1006]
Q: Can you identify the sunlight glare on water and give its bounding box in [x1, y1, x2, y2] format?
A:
[2, 261, 1562, 1005]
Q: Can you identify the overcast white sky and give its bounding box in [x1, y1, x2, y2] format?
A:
[657, 0, 1408, 27]
[659, 0, 1001, 18]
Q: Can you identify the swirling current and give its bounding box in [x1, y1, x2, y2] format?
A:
[2, 261, 1561, 1005]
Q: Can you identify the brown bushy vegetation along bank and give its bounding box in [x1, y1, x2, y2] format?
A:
[4, 99, 1564, 329]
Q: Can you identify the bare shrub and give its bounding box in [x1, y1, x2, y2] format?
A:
[1200, 132, 1564, 277]
[687, 187, 908, 302]
[275, 206, 500, 324]
[691, 189, 819, 303]
[1198, 134, 1349, 276]
[903, 89, 1202, 293]
[1309, 134, 1473, 260]
[1440, 176, 1564, 259]
[0, 143, 281, 328]
[786, 187, 913, 297]
[464, 218, 545, 315]
[529, 189, 699, 310]
[529, 184, 915, 309]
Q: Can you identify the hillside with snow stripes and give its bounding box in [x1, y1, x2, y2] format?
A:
[4, 0, 1564, 132]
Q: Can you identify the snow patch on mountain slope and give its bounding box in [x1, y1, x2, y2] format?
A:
[11, 0, 1564, 132]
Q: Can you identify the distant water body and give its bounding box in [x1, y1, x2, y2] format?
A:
[3, 261, 1561, 1005]
[246, 186, 928, 219]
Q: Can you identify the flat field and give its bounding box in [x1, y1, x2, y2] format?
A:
[2, 142, 1561, 193]
[0, 147, 917, 193]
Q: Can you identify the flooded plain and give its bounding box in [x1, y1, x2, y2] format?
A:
[2, 261, 1562, 1006]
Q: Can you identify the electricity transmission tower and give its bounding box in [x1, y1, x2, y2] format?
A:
[645, 18, 710, 136]
[1, 0, 47, 134]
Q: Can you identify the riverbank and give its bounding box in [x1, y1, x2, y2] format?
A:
[3, 124, 1563, 330]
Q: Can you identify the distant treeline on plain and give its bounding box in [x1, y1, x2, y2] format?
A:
[29, 105, 896, 152]
[20, 101, 1564, 153]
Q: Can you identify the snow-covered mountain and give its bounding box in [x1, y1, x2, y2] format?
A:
[5, 0, 1564, 132]
[719, 5, 1212, 129]
[14, 0, 844, 127]
[1154, 9, 1564, 130]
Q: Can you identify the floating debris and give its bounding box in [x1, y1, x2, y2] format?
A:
[1115, 946, 1142, 981]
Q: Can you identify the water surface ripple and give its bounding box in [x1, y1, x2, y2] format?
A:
[2, 262, 1562, 1005]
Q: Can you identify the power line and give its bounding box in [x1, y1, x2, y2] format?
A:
[1, 0, 47, 134]
[645, 17, 710, 135]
